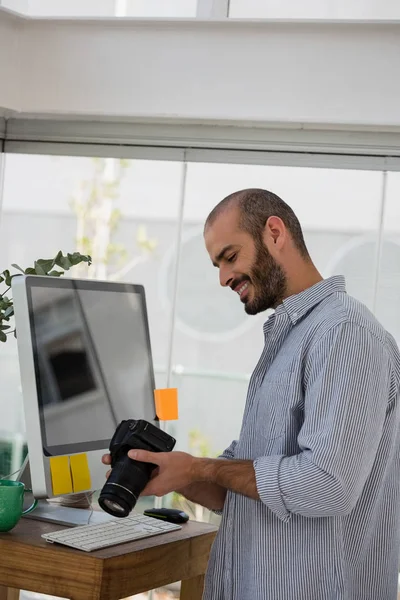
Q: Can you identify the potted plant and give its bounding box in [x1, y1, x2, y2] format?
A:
[0, 251, 92, 343]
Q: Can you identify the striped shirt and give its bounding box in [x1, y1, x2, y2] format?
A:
[203, 276, 400, 600]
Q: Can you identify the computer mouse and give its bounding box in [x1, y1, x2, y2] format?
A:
[144, 507, 189, 524]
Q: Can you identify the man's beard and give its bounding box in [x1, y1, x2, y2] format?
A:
[244, 241, 286, 315]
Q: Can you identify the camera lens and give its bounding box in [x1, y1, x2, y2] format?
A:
[98, 481, 136, 518]
[98, 454, 155, 518]
[103, 499, 127, 516]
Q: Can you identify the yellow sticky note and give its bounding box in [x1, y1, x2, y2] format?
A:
[49, 456, 73, 496]
[154, 388, 178, 421]
[70, 453, 92, 493]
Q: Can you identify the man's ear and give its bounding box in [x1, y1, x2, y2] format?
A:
[262, 216, 286, 252]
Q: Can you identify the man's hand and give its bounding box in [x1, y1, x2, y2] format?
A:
[101, 453, 112, 479]
[102, 450, 196, 497]
[101, 452, 259, 502]
[101, 452, 228, 510]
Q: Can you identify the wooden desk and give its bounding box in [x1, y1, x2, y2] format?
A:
[0, 517, 217, 600]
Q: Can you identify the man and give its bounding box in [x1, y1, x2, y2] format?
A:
[103, 188, 400, 599]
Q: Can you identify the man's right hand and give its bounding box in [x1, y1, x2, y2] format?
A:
[101, 453, 226, 511]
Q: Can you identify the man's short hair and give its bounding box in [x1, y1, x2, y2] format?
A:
[205, 188, 310, 258]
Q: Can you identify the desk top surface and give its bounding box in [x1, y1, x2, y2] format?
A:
[0, 514, 218, 560]
[0, 515, 218, 600]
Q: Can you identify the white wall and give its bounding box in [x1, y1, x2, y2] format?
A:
[0, 0, 29, 14]
[1, 9, 400, 129]
[25, 0, 197, 18]
[230, 0, 400, 19]
[26, 0, 115, 17]
[0, 10, 21, 113]
[1, 0, 197, 18]
[18, 20, 400, 127]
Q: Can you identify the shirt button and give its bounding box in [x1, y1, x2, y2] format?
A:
[293, 312, 298, 319]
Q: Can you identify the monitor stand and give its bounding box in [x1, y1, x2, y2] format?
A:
[25, 500, 117, 527]
[18, 456, 117, 527]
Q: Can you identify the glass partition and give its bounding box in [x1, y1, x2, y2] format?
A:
[1, 146, 398, 599]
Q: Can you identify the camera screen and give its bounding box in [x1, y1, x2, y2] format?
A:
[27, 280, 157, 455]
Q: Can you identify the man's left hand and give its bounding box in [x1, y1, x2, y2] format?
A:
[129, 449, 196, 497]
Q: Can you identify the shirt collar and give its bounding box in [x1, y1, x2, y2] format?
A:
[275, 275, 346, 325]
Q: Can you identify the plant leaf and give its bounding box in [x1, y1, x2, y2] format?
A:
[34, 259, 55, 275]
[54, 251, 72, 270]
[53, 250, 66, 269]
[11, 263, 25, 274]
[0, 250, 92, 344]
[34, 261, 46, 276]
[2, 270, 12, 286]
[53, 251, 91, 271]
[69, 252, 91, 266]
[47, 270, 63, 277]
[4, 306, 14, 318]
[59, 256, 72, 270]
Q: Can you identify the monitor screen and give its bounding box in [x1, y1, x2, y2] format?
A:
[25, 278, 157, 456]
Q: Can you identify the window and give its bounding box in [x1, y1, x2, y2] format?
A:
[0, 0, 198, 18]
[229, 0, 400, 19]
[375, 172, 400, 345]
[168, 162, 385, 472]
[1, 149, 399, 535]
[0, 153, 183, 476]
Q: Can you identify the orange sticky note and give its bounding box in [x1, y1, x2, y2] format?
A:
[70, 453, 92, 493]
[154, 388, 178, 420]
[49, 456, 73, 496]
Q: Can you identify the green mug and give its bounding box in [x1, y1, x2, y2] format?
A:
[0, 480, 38, 532]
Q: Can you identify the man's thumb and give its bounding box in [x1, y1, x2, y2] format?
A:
[128, 449, 157, 463]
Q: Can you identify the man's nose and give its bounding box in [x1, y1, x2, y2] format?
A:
[219, 267, 233, 288]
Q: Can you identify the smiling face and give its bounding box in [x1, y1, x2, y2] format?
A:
[204, 206, 287, 314]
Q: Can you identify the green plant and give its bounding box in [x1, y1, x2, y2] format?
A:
[0, 251, 92, 343]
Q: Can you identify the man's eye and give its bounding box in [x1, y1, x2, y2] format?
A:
[227, 254, 237, 263]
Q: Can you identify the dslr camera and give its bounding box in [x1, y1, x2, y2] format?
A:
[98, 419, 176, 518]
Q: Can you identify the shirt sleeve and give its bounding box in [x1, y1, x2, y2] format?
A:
[219, 439, 238, 460]
[253, 321, 392, 521]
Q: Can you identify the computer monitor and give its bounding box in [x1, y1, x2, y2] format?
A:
[12, 275, 158, 524]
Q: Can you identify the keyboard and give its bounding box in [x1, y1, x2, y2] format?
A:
[42, 513, 182, 552]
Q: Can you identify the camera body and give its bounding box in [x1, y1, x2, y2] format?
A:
[98, 419, 176, 518]
[110, 419, 175, 463]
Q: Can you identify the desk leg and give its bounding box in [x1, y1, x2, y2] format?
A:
[0, 586, 20, 600]
[180, 574, 205, 600]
